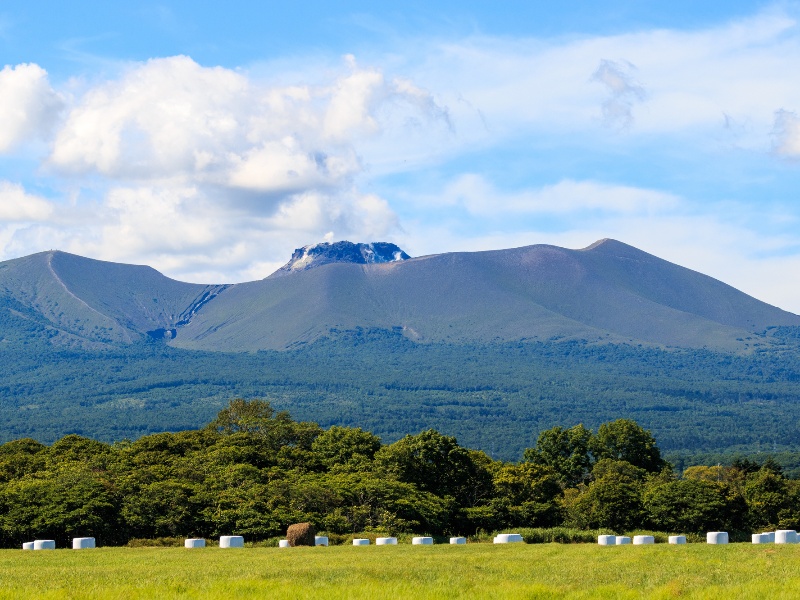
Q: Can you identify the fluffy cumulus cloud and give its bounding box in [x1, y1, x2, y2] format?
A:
[0, 181, 54, 221]
[0, 63, 62, 152]
[0, 55, 448, 281]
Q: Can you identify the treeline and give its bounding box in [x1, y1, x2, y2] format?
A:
[1, 400, 798, 548]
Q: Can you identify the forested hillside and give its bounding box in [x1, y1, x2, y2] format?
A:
[1, 401, 797, 548]
[2, 323, 800, 464]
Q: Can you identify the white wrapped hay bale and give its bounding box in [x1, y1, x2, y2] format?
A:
[752, 533, 769, 544]
[314, 536, 329, 546]
[376, 537, 397, 545]
[72, 537, 96, 549]
[412, 536, 434, 545]
[706, 532, 728, 544]
[184, 538, 205, 548]
[278, 540, 290, 548]
[22, 542, 34, 550]
[633, 535, 654, 545]
[775, 530, 797, 544]
[615, 536, 631, 545]
[668, 536, 686, 544]
[33, 540, 55, 550]
[763, 532, 776, 543]
[450, 537, 467, 545]
[493, 533, 523, 544]
[219, 535, 244, 548]
[597, 535, 616, 546]
[353, 538, 370, 546]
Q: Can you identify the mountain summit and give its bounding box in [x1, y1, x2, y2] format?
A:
[273, 241, 411, 276]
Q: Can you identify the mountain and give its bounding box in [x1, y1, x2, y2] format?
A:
[2, 239, 800, 459]
[1, 239, 798, 352]
[172, 238, 800, 352]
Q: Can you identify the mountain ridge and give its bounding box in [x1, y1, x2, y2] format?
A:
[0, 239, 797, 352]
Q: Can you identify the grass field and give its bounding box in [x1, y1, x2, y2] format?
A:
[2, 543, 799, 599]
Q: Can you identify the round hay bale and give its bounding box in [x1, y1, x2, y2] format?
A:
[775, 530, 797, 544]
[752, 533, 769, 544]
[184, 538, 205, 548]
[633, 535, 654, 545]
[668, 535, 686, 544]
[706, 531, 728, 544]
[72, 537, 96, 549]
[493, 533, 523, 544]
[22, 542, 34, 550]
[450, 537, 467, 545]
[33, 540, 55, 550]
[286, 522, 317, 547]
[376, 537, 397, 545]
[598, 535, 616, 546]
[615, 536, 631, 545]
[219, 535, 244, 548]
[412, 536, 434, 545]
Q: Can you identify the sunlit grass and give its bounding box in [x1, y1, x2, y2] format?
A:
[1, 543, 799, 599]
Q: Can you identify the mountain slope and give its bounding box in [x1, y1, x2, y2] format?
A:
[0, 251, 227, 345]
[171, 239, 800, 351]
[0, 240, 797, 352]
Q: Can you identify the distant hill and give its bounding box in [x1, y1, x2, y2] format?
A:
[1, 238, 796, 352]
[2, 239, 800, 460]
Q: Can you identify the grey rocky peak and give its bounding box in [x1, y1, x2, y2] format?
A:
[273, 241, 411, 276]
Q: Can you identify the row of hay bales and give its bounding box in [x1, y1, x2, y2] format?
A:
[598, 530, 800, 545]
[598, 534, 688, 545]
[752, 529, 800, 544]
[22, 537, 95, 550]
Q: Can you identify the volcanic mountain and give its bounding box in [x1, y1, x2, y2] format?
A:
[0, 239, 797, 352]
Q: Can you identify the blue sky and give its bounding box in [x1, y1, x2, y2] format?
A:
[1, 1, 800, 312]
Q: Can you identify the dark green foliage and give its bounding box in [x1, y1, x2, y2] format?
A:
[2, 329, 800, 466]
[3, 401, 800, 547]
[644, 479, 743, 533]
[375, 429, 494, 508]
[524, 424, 593, 487]
[591, 419, 668, 473]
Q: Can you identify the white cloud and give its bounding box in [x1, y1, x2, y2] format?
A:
[0, 63, 62, 152]
[0, 54, 454, 279]
[411, 175, 679, 216]
[0, 181, 54, 221]
[393, 9, 800, 152]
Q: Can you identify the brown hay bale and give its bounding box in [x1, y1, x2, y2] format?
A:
[286, 522, 316, 547]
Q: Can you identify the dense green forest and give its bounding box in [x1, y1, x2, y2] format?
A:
[2, 316, 800, 466]
[1, 401, 798, 549]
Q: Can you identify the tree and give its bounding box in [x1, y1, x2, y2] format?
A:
[645, 479, 743, 533]
[590, 419, 667, 473]
[563, 460, 645, 531]
[311, 426, 382, 471]
[374, 429, 493, 508]
[523, 424, 593, 487]
[744, 468, 789, 529]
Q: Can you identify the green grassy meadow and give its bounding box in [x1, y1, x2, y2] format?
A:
[2, 543, 799, 599]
